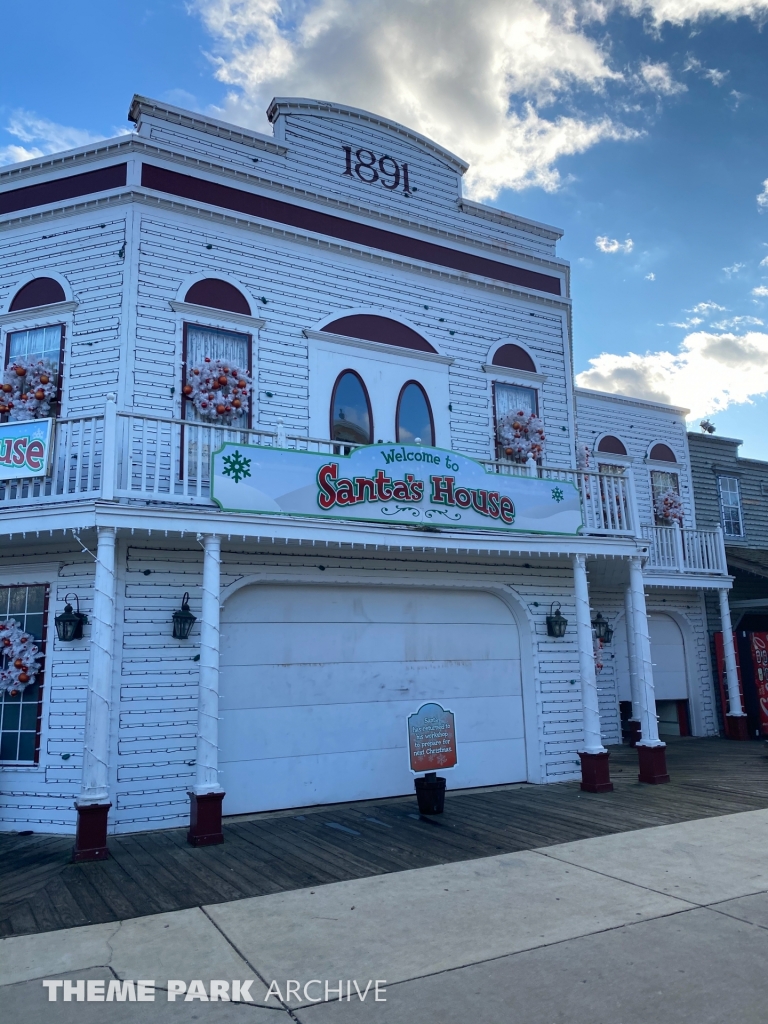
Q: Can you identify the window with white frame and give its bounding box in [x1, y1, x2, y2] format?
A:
[3, 324, 65, 416]
[182, 324, 252, 425]
[719, 476, 743, 537]
[651, 470, 681, 526]
[493, 382, 538, 458]
[0, 584, 47, 763]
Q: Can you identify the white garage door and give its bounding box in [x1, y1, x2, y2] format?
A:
[649, 613, 688, 700]
[219, 585, 525, 814]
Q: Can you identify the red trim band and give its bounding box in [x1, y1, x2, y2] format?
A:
[0, 164, 128, 216]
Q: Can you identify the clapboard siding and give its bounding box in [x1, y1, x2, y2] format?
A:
[133, 212, 573, 461]
[689, 433, 768, 546]
[575, 390, 694, 527]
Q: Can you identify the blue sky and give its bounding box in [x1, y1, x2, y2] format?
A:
[2, 1, 768, 457]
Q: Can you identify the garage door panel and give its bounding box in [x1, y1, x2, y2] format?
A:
[220, 659, 522, 710]
[220, 695, 524, 763]
[220, 585, 526, 812]
[222, 621, 518, 665]
[225, 586, 515, 626]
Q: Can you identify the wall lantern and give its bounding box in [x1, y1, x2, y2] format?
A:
[591, 612, 614, 645]
[54, 594, 88, 642]
[546, 602, 568, 638]
[172, 593, 196, 640]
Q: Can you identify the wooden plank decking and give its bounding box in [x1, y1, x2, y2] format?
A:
[1, 738, 766, 938]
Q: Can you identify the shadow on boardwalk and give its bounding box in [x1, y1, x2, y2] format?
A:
[1, 738, 767, 938]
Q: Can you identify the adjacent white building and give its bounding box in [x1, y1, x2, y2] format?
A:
[0, 96, 741, 855]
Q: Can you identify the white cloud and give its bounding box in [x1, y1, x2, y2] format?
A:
[671, 316, 704, 328]
[596, 235, 634, 253]
[0, 110, 104, 166]
[191, 0, 641, 200]
[646, 272, 656, 279]
[638, 61, 686, 95]
[687, 300, 726, 314]
[760, 255, 768, 266]
[753, 285, 768, 296]
[576, 328, 768, 417]
[189, 0, 768, 200]
[712, 315, 764, 328]
[758, 180, 768, 209]
[723, 262, 745, 276]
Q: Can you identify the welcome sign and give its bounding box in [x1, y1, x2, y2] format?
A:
[0, 418, 54, 480]
[211, 442, 583, 534]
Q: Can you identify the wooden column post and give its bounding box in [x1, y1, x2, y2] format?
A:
[188, 534, 225, 845]
[73, 526, 117, 861]
[573, 554, 613, 792]
[629, 556, 669, 783]
[719, 588, 748, 740]
[624, 584, 642, 746]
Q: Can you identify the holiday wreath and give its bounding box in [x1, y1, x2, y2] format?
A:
[0, 357, 57, 420]
[183, 358, 252, 425]
[0, 619, 42, 694]
[655, 489, 684, 525]
[497, 409, 546, 462]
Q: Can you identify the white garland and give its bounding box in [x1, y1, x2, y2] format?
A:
[498, 408, 546, 462]
[0, 619, 42, 694]
[183, 358, 252, 425]
[0, 357, 57, 420]
[655, 488, 684, 525]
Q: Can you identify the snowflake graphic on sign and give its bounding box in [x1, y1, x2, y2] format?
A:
[222, 450, 252, 483]
[551, 487, 564, 503]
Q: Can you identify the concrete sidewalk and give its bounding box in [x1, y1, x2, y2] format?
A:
[2, 809, 767, 1023]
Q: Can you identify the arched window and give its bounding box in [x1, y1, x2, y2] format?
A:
[322, 315, 436, 353]
[9, 278, 66, 311]
[330, 370, 373, 445]
[491, 344, 537, 372]
[184, 279, 250, 315]
[396, 381, 434, 445]
[649, 443, 676, 463]
[597, 435, 628, 456]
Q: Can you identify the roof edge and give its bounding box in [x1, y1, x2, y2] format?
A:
[575, 386, 690, 415]
[266, 97, 469, 175]
[459, 198, 563, 240]
[128, 95, 286, 155]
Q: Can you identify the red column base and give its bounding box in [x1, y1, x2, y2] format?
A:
[187, 791, 225, 846]
[627, 720, 642, 748]
[72, 803, 111, 862]
[725, 715, 750, 741]
[579, 751, 614, 793]
[637, 744, 670, 784]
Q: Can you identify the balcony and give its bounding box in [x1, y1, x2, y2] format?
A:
[640, 523, 727, 575]
[2, 407, 638, 541]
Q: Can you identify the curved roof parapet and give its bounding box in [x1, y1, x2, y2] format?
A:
[266, 97, 469, 176]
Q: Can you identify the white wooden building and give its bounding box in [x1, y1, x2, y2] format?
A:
[0, 95, 744, 855]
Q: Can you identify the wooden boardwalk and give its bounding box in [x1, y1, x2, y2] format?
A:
[1, 738, 767, 938]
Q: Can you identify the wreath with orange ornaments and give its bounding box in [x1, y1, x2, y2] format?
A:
[0, 620, 42, 695]
[0, 358, 57, 420]
[183, 358, 252, 425]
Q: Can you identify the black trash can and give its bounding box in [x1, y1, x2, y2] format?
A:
[414, 772, 446, 815]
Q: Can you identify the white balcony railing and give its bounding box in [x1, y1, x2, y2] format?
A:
[640, 523, 727, 574]
[2, 406, 641, 541]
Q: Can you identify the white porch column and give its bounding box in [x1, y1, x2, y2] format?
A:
[74, 526, 117, 861]
[719, 588, 746, 718]
[573, 554, 605, 754]
[195, 534, 222, 795]
[623, 585, 642, 722]
[79, 527, 117, 803]
[628, 555, 662, 746]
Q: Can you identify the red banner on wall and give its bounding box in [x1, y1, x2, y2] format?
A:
[748, 632, 768, 736]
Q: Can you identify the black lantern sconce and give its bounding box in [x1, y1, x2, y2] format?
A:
[172, 593, 196, 640]
[591, 612, 614, 645]
[546, 602, 568, 638]
[54, 594, 88, 642]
